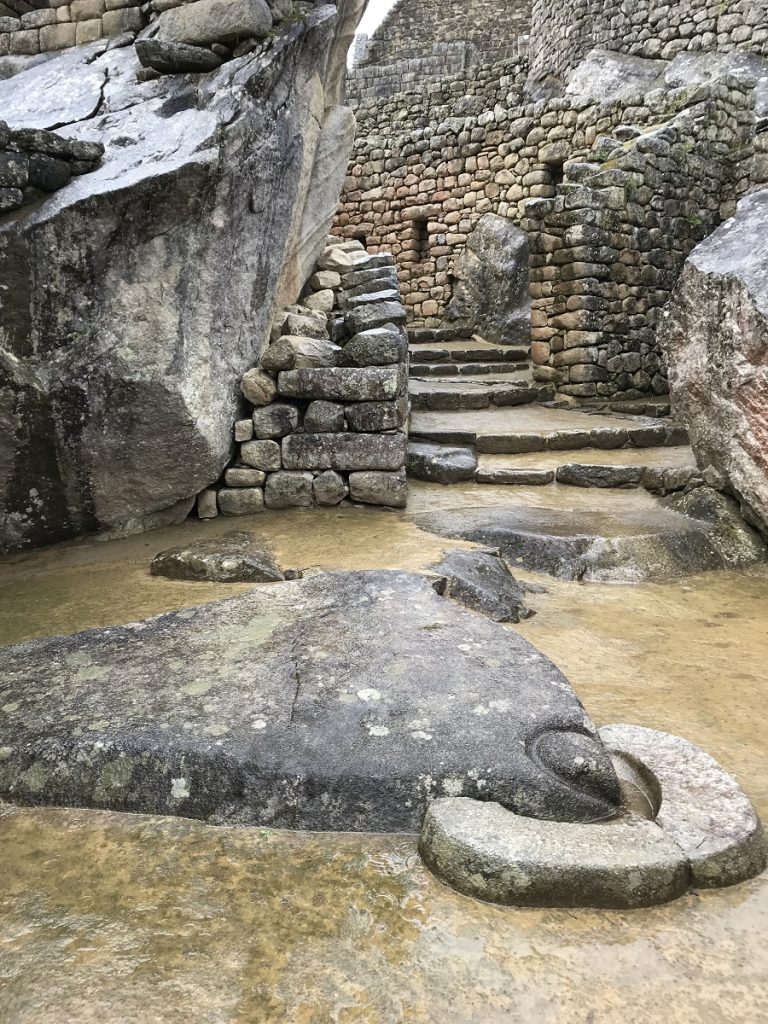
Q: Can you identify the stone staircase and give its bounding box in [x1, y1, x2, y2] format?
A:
[406, 328, 702, 494]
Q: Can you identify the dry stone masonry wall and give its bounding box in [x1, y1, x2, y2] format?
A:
[529, 0, 768, 84]
[198, 236, 410, 517]
[0, 121, 103, 213]
[348, 0, 530, 102]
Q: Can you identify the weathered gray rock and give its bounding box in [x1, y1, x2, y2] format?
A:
[154, 0, 272, 46]
[303, 288, 335, 314]
[556, 464, 644, 489]
[346, 299, 407, 335]
[601, 724, 767, 889]
[150, 530, 290, 582]
[217, 487, 264, 516]
[304, 400, 345, 433]
[340, 325, 406, 367]
[284, 335, 341, 369]
[134, 38, 222, 74]
[345, 397, 407, 433]
[0, 5, 361, 554]
[445, 213, 530, 344]
[407, 441, 477, 484]
[233, 419, 254, 442]
[196, 488, 218, 519]
[317, 245, 371, 273]
[251, 402, 299, 439]
[661, 191, 768, 536]
[260, 338, 296, 372]
[419, 799, 690, 909]
[414, 486, 766, 583]
[240, 439, 281, 471]
[283, 432, 406, 471]
[278, 365, 406, 402]
[431, 549, 533, 623]
[343, 288, 400, 308]
[224, 467, 266, 487]
[264, 470, 314, 508]
[0, 570, 621, 830]
[566, 48, 667, 103]
[283, 311, 329, 339]
[241, 368, 278, 407]
[309, 270, 341, 290]
[349, 469, 407, 508]
[312, 469, 347, 504]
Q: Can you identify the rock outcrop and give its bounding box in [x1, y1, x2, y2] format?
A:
[444, 213, 530, 344]
[661, 191, 768, 536]
[0, 1, 362, 554]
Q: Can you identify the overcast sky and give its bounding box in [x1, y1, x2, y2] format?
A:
[357, 0, 398, 36]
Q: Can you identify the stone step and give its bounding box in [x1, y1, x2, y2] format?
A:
[408, 345, 529, 366]
[475, 447, 701, 491]
[409, 406, 689, 455]
[407, 326, 474, 344]
[409, 376, 554, 411]
[409, 361, 529, 377]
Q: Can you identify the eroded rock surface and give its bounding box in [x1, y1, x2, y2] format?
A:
[430, 549, 534, 623]
[0, 4, 359, 553]
[0, 570, 620, 831]
[662, 191, 768, 537]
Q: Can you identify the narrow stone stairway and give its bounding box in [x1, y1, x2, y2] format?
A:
[406, 327, 700, 495]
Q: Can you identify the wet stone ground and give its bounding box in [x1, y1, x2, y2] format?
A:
[1, 492, 767, 1022]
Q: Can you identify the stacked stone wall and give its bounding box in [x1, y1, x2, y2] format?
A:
[529, 0, 768, 83]
[348, 0, 530, 101]
[335, 78, 756, 397]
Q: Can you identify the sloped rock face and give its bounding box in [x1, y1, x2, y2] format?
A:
[0, 4, 360, 553]
[661, 191, 768, 536]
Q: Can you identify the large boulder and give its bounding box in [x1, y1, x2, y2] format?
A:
[445, 213, 530, 344]
[0, 569, 621, 831]
[661, 191, 768, 536]
[0, 5, 361, 554]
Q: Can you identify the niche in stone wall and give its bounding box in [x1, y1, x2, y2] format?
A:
[414, 217, 430, 263]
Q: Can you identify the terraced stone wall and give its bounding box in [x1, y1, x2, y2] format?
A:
[335, 77, 756, 397]
[348, 0, 530, 101]
[0, 0, 144, 56]
[529, 0, 768, 84]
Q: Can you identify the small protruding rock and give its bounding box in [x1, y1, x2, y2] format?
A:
[407, 441, 477, 484]
[312, 470, 347, 505]
[304, 400, 346, 433]
[218, 487, 264, 516]
[431, 549, 534, 623]
[252, 402, 299, 440]
[150, 531, 288, 583]
[241, 368, 277, 407]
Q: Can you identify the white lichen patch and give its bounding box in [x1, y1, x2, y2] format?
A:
[170, 777, 190, 799]
[183, 679, 212, 697]
[366, 724, 390, 737]
[411, 731, 433, 741]
[252, 719, 268, 730]
[357, 688, 382, 702]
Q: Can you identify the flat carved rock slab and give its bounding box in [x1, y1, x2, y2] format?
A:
[0, 570, 620, 832]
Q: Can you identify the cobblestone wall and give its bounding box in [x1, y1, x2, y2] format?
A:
[348, 0, 530, 101]
[529, 0, 768, 83]
[335, 77, 756, 398]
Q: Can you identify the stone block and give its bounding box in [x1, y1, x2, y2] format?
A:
[278, 365, 406, 403]
[10, 28, 40, 54]
[241, 368, 277, 407]
[349, 469, 407, 508]
[234, 418, 253, 442]
[303, 288, 334, 313]
[304, 400, 345, 433]
[70, 0, 105, 20]
[224, 467, 266, 488]
[218, 487, 264, 516]
[251, 402, 299, 439]
[345, 397, 407, 433]
[101, 5, 141, 32]
[284, 336, 340, 369]
[240, 439, 281, 471]
[39, 21, 76, 48]
[196, 488, 218, 519]
[340, 326, 405, 367]
[75, 17, 102, 43]
[282, 432, 407, 472]
[346, 300, 407, 335]
[264, 470, 313, 508]
[312, 470, 347, 505]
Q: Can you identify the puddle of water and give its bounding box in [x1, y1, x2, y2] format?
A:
[1, 507, 767, 1022]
